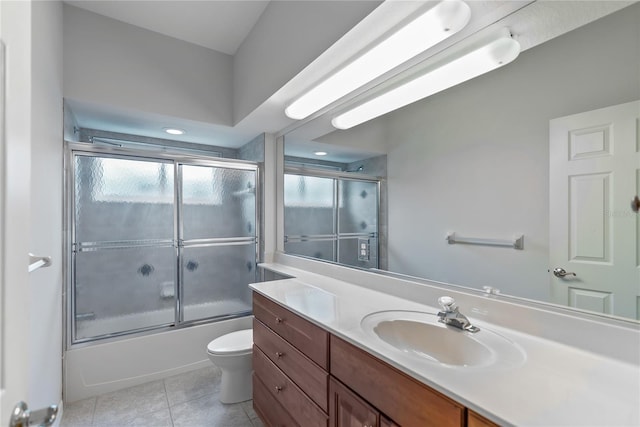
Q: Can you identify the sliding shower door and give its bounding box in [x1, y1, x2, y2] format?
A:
[73, 155, 177, 341]
[180, 163, 257, 322]
[69, 147, 258, 344]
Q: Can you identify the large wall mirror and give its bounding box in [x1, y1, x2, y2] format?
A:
[282, 1, 640, 322]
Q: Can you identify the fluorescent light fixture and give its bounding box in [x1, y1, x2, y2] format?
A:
[164, 128, 185, 135]
[285, 0, 471, 120]
[314, 151, 328, 156]
[332, 30, 520, 130]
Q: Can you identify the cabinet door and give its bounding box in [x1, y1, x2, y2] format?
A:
[468, 410, 500, 427]
[330, 378, 378, 427]
[380, 416, 400, 427]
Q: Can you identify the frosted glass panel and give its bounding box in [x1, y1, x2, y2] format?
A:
[74, 156, 174, 242]
[182, 244, 255, 322]
[339, 180, 378, 234]
[182, 165, 256, 240]
[284, 240, 335, 262]
[284, 174, 335, 236]
[74, 246, 176, 340]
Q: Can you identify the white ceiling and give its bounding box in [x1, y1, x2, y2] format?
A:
[64, 0, 270, 55]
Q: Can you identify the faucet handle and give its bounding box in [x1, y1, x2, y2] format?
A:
[438, 296, 457, 312]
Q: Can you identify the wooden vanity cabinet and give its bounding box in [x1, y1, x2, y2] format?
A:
[329, 377, 400, 427]
[252, 292, 498, 427]
[252, 292, 329, 426]
[330, 335, 465, 427]
[467, 410, 500, 427]
[329, 377, 378, 427]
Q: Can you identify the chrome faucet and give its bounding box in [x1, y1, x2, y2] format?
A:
[437, 296, 480, 333]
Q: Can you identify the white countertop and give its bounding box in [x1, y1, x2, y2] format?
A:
[250, 266, 640, 426]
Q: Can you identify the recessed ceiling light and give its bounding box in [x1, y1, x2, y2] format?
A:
[314, 151, 328, 156]
[164, 128, 186, 135]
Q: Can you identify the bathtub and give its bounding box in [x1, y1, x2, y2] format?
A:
[64, 311, 253, 402]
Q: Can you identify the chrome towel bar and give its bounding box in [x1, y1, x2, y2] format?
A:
[446, 233, 524, 250]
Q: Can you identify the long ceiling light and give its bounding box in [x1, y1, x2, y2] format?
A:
[284, 0, 471, 121]
[332, 29, 521, 130]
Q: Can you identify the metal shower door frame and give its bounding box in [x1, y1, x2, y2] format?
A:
[64, 142, 261, 349]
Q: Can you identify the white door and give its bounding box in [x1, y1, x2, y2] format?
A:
[1, 2, 50, 425]
[550, 100, 640, 319]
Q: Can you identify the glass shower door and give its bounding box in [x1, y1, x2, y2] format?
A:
[180, 163, 258, 322]
[72, 155, 176, 341]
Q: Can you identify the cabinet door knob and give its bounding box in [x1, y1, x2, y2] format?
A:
[274, 385, 283, 393]
[275, 317, 283, 324]
[275, 352, 284, 359]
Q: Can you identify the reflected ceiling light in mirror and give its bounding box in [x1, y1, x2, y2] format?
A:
[332, 29, 521, 130]
[164, 127, 185, 135]
[314, 151, 328, 156]
[284, 0, 471, 121]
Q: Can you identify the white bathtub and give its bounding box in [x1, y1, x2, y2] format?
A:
[64, 313, 253, 402]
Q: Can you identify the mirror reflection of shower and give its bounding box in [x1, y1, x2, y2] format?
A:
[283, 137, 387, 270]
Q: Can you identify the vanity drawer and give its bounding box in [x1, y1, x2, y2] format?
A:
[253, 292, 329, 369]
[253, 373, 300, 427]
[254, 318, 329, 411]
[254, 346, 328, 427]
[330, 335, 464, 427]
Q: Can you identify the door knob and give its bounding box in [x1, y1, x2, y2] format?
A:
[553, 268, 576, 278]
[632, 196, 640, 213]
[10, 401, 58, 427]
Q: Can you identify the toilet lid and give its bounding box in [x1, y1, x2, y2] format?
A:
[207, 329, 253, 355]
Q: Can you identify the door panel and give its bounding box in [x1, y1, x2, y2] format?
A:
[74, 155, 174, 243]
[1, 2, 32, 420]
[181, 164, 257, 240]
[181, 243, 255, 322]
[550, 100, 640, 319]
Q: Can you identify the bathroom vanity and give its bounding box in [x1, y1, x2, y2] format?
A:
[252, 291, 494, 427]
[250, 262, 640, 426]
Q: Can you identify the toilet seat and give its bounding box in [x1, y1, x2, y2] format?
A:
[207, 329, 253, 356]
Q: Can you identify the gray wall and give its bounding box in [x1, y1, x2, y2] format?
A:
[63, 4, 233, 126]
[30, 0, 64, 410]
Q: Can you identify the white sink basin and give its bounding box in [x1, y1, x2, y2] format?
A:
[360, 310, 525, 368]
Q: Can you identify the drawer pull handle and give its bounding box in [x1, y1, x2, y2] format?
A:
[275, 317, 284, 324]
[275, 352, 284, 359]
[274, 385, 283, 393]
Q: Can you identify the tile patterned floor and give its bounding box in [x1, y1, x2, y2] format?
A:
[60, 366, 264, 427]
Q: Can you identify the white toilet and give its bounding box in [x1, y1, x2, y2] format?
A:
[206, 328, 253, 404]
